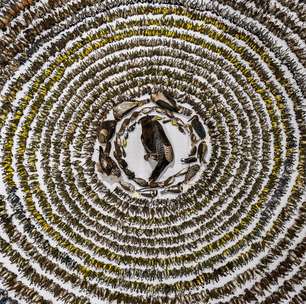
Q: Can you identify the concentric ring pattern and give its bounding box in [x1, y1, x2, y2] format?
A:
[0, 0, 305, 303]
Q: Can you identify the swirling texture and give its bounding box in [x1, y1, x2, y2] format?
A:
[0, 0, 305, 303]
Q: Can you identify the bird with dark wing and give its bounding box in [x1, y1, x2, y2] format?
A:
[139, 116, 174, 182]
[189, 115, 206, 139]
[98, 146, 121, 177]
[197, 141, 208, 163]
[151, 91, 179, 112]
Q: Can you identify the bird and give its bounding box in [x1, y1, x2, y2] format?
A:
[113, 100, 144, 120]
[98, 146, 121, 177]
[151, 91, 179, 112]
[189, 115, 206, 139]
[97, 120, 116, 144]
[197, 141, 208, 163]
[139, 116, 174, 181]
[181, 156, 197, 164]
[138, 189, 158, 198]
[184, 164, 200, 182]
[161, 184, 183, 194]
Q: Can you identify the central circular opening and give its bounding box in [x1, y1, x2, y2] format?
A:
[93, 92, 211, 199]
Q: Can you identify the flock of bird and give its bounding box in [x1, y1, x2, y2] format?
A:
[0, 0, 305, 303]
[96, 91, 209, 198]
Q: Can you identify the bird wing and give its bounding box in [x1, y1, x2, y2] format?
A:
[141, 122, 158, 153]
[141, 134, 152, 154]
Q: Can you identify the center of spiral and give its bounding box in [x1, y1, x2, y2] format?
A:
[94, 91, 210, 199]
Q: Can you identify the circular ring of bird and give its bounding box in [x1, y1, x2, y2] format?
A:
[98, 100, 206, 199]
[0, 1, 305, 304]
